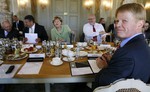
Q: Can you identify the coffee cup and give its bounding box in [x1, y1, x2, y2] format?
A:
[77, 42, 82, 47]
[82, 42, 87, 47]
[51, 57, 62, 65]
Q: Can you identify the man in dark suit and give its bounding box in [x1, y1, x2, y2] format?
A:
[106, 19, 118, 42]
[143, 21, 150, 40]
[23, 15, 48, 43]
[94, 3, 150, 89]
[0, 19, 20, 40]
[12, 15, 24, 34]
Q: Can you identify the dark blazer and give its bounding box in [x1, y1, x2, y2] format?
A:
[0, 28, 20, 40]
[144, 28, 150, 40]
[106, 24, 116, 42]
[107, 24, 114, 33]
[23, 23, 48, 41]
[94, 34, 150, 88]
[13, 20, 24, 31]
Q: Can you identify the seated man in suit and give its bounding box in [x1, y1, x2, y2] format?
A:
[83, 14, 105, 44]
[12, 15, 25, 35]
[143, 21, 150, 40]
[106, 19, 118, 42]
[0, 19, 20, 40]
[23, 15, 48, 43]
[94, 3, 150, 89]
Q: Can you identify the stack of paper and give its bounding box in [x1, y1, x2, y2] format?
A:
[70, 60, 101, 76]
[18, 62, 43, 74]
[0, 64, 21, 78]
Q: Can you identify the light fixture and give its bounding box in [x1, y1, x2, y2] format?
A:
[102, 0, 112, 10]
[145, 2, 150, 10]
[84, 0, 94, 11]
[18, 0, 28, 9]
[39, 0, 48, 9]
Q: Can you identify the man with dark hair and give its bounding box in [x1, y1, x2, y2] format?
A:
[23, 15, 48, 43]
[12, 15, 24, 34]
[99, 18, 106, 30]
[143, 21, 150, 40]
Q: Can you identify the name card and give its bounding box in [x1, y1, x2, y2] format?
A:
[29, 53, 45, 58]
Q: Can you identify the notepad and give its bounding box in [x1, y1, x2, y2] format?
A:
[70, 62, 93, 76]
[88, 60, 101, 73]
[70, 60, 101, 76]
[0, 64, 21, 78]
[18, 62, 43, 74]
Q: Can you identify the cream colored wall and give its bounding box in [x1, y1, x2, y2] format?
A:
[6, 0, 150, 41]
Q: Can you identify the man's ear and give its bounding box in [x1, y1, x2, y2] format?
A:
[137, 20, 145, 29]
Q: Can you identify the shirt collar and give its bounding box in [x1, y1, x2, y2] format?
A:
[120, 33, 142, 47]
[31, 23, 35, 29]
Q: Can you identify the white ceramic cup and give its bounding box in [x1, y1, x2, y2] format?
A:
[77, 42, 82, 47]
[82, 42, 87, 47]
[51, 57, 61, 65]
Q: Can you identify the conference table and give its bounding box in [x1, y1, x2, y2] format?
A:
[0, 43, 99, 92]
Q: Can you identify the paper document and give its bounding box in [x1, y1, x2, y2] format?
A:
[29, 53, 45, 58]
[88, 60, 101, 73]
[71, 67, 93, 76]
[88, 53, 102, 57]
[0, 64, 21, 78]
[18, 62, 43, 74]
[70, 62, 93, 76]
[25, 33, 38, 44]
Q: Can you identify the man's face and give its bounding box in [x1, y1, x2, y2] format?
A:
[115, 11, 141, 39]
[144, 23, 149, 31]
[54, 19, 62, 28]
[13, 16, 18, 22]
[24, 19, 33, 28]
[3, 22, 12, 32]
[88, 15, 96, 25]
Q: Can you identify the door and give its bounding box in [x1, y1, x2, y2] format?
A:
[52, 0, 81, 41]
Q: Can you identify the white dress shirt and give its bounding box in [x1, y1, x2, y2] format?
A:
[29, 23, 35, 33]
[4, 30, 8, 37]
[83, 23, 105, 44]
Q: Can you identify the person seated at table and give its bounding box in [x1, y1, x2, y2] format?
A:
[99, 18, 106, 30]
[83, 14, 105, 44]
[51, 16, 73, 43]
[106, 19, 119, 42]
[12, 15, 25, 35]
[23, 15, 48, 43]
[93, 3, 150, 89]
[143, 21, 150, 40]
[0, 19, 20, 40]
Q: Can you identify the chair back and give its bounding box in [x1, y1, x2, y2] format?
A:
[70, 32, 76, 44]
[93, 79, 150, 92]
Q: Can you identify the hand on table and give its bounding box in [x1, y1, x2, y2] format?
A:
[96, 52, 112, 69]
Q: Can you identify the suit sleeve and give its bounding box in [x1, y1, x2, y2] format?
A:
[94, 57, 134, 88]
[40, 26, 48, 41]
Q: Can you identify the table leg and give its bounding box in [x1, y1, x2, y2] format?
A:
[45, 83, 50, 92]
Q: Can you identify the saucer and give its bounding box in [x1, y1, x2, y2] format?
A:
[50, 61, 63, 66]
[63, 57, 75, 62]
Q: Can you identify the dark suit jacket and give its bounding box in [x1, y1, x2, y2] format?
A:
[94, 34, 150, 88]
[144, 28, 150, 40]
[106, 24, 117, 42]
[0, 28, 20, 40]
[13, 20, 24, 31]
[23, 23, 48, 41]
[107, 24, 114, 33]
